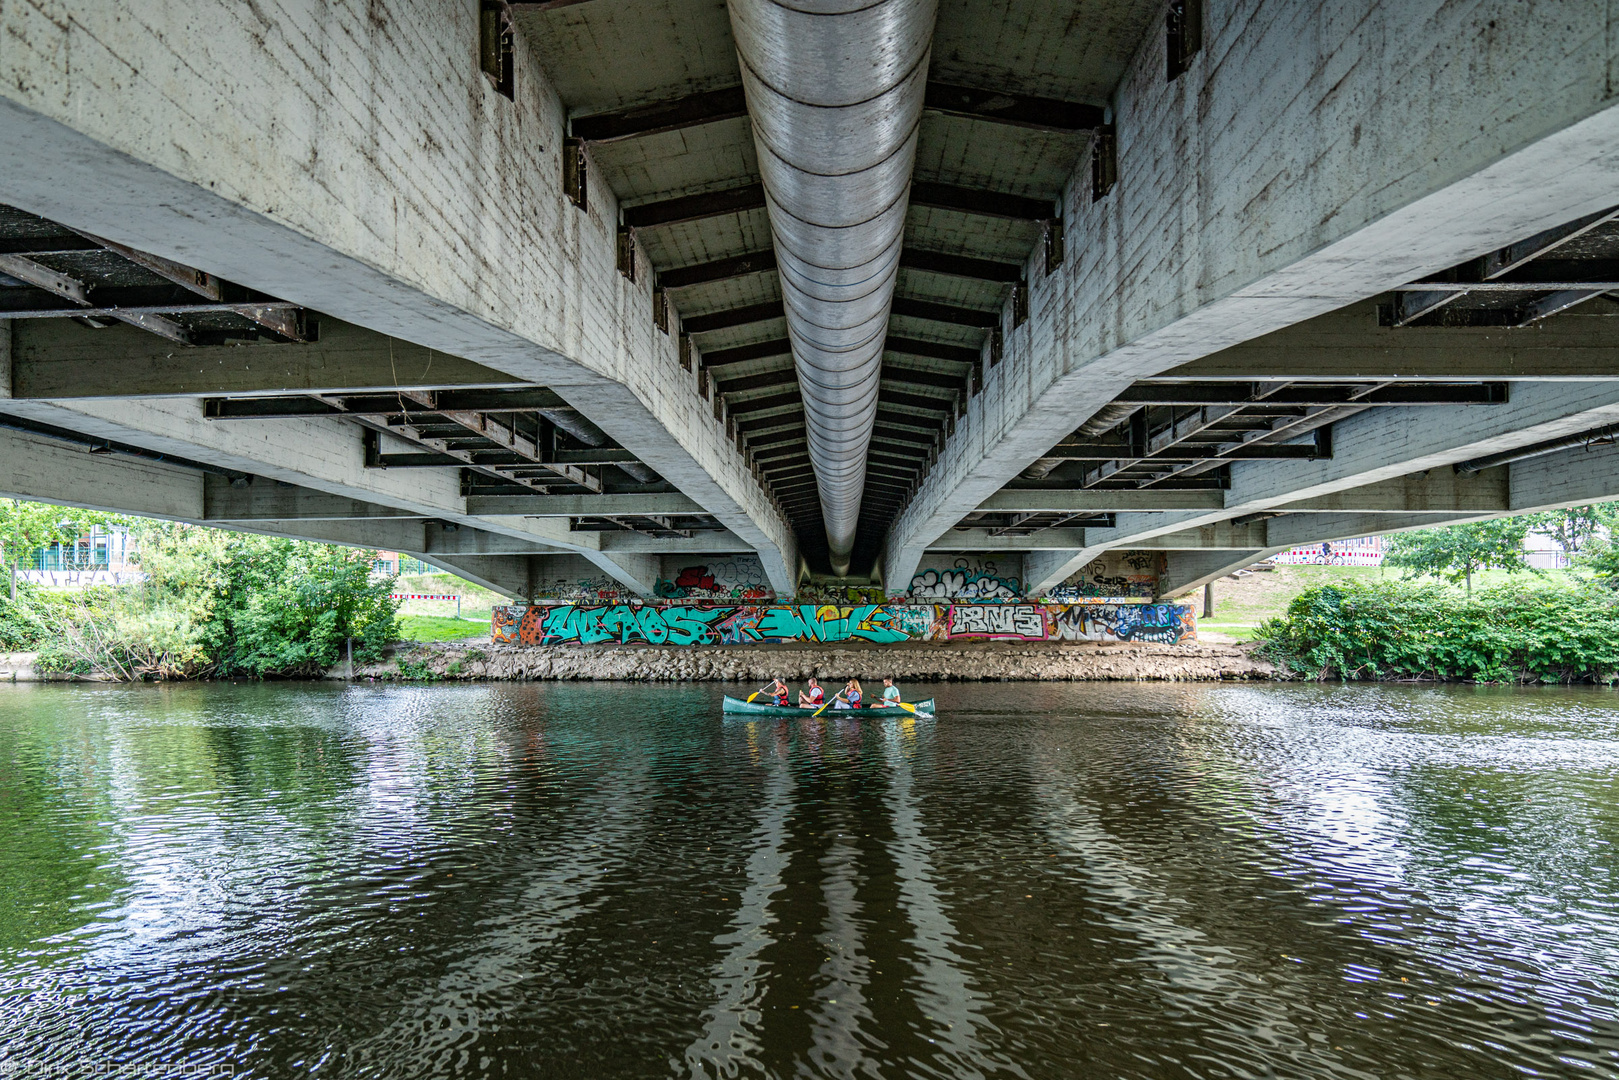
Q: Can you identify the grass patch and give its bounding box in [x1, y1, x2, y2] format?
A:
[397, 615, 490, 643]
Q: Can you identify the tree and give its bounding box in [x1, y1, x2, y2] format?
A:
[0, 500, 122, 601]
[132, 525, 400, 677]
[1383, 516, 1540, 595]
[1539, 502, 1619, 556]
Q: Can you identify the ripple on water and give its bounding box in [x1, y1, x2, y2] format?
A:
[0, 680, 1617, 1078]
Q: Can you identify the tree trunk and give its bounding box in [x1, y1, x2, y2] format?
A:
[1465, 566, 1472, 597]
[8, 559, 15, 602]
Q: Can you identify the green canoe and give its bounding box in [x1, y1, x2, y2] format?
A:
[722, 695, 936, 717]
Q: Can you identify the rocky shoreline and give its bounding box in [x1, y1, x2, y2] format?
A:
[364, 639, 1281, 682]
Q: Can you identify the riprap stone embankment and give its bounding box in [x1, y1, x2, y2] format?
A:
[362, 640, 1279, 682]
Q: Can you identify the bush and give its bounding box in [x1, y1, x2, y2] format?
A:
[7, 525, 400, 680]
[1255, 578, 1619, 683]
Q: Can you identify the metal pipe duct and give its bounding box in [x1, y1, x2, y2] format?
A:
[729, 0, 937, 574]
[1454, 423, 1619, 476]
[1021, 403, 1141, 480]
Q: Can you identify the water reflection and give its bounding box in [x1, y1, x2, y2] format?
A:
[0, 681, 1617, 1078]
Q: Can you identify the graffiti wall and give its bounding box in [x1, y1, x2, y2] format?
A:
[907, 555, 1025, 600]
[655, 555, 775, 600]
[519, 554, 632, 602]
[1045, 550, 1162, 602]
[492, 601, 1195, 646]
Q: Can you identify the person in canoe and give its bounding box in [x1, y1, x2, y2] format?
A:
[842, 678, 863, 708]
[877, 677, 902, 708]
[753, 677, 790, 708]
[798, 677, 825, 708]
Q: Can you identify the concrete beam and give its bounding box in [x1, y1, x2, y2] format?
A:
[464, 494, 705, 516]
[6, 318, 524, 399]
[1509, 439, 1619, 512]
[884, 0, 1619, 591]
[1280, 467, 1510, 514]
[1130, 520, 1271, 551]
[412, 553, 529, 599]
[924, 528, 1091, 551]
[0, 1, 797, 595]
[211, 517, 431, 552]
[0, 397, 680, 595]
[1157, 550, 1278, 599]
[0, 425, 203, 519]
[977, 490, 1225, 513]
[1262, 512, 1500, 553]
[598, 530, 754, 553]
[203, 475, 426, 521]
[1172, 301, 1619, 381]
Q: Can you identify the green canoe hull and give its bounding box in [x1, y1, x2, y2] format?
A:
[722, 695, 936, 717]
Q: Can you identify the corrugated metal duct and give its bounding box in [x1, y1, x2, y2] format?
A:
[728, 0, 937, 574]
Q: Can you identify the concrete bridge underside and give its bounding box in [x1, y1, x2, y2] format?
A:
[3, 1, 1619, 601]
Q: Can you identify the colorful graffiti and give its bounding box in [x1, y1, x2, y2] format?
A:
[908, 558, 1023, 600]
[527, 575, 627, 602]
[945, 604, 1046, 638]
[1046, 552, 1161, 602]
[493, 601, 1195, 646]
[655, 557, 774, 600]
[498, 602, 914, 646]
[1046, 603, 1195, 645]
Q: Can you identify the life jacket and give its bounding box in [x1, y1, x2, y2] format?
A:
[806, 687, 824, 704]
[773, 688, 789, 706]
[847, 689, 861, 707]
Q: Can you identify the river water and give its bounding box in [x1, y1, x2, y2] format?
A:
[1, 681, 1617, 1079]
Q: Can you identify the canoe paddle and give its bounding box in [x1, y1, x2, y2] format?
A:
[812, 692, 845, 718]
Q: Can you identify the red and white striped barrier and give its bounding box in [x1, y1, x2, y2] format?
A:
[390, 593, 459, 600]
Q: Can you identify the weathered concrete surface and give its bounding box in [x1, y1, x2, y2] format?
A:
[1022, 379, 1619, 593]
[366, 639, 1279, 682]
[0, 426, 204, 519]
[6, 318, 524, 399]
[0, 0, 797, 594]
[885, 0, 1619, 590]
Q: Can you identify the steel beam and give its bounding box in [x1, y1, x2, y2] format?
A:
[922, 82, 1105, 133]
[701, 338, 793, 369]
[910, 182, 1055, 223]
[570, 86, 748, 144]
[898, 248, 1023, 283]
[622, 183, 766, 230]
[890, 296, 1000, 328]
[681, 300, 785, 334]
[658, 250, 778, 289]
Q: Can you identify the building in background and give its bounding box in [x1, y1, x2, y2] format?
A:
[20, 524, 140, 588]
[371, 552, 434, 577]
[1271, 536, 1389, 567]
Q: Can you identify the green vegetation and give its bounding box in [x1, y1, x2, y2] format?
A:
[2, 516, 398, 679]
[398, 614, 491, 642]
[0, 500, 122, 601]
[1256, 577, 1619, 683]
[1384, 517, 1541, 594]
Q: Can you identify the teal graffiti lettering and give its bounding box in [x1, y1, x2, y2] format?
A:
[755, 607, 813, 641]
[849, 605, 909, 644]
[635, 606, 669, 644]
[662, 606, 728, 645]
[597, 606, 632, 642]
[578, 607, 612, 644]
[543, 606, 577, 642]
